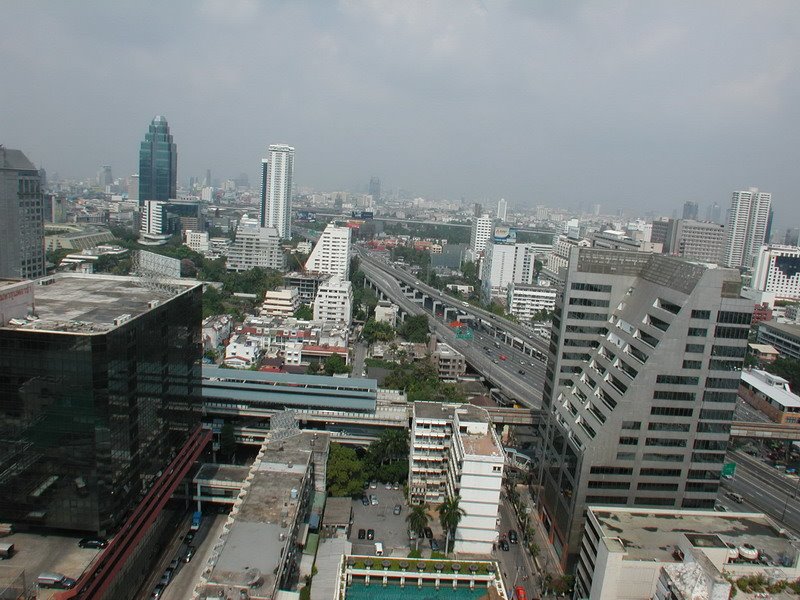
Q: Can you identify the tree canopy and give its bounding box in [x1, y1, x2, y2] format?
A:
[362, 319, 395, 344]
[323, 354, 351, 375]
[398, 314, 429, 343]
[326, 443, 366, 497]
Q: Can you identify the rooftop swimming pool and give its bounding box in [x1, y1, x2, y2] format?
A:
[345, 582, 491, 600]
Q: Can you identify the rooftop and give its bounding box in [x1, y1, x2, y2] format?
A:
[0, 147, 36, 171]
[198, 432, 329, 597]
[591, 507, 798, 567]
[761, 321, 800, 338]
[1, 273, 200, 334]
[461, 431, 502, 457]
[742, 369, 800, 409]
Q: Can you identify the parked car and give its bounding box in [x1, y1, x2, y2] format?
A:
[184, 531, 195, 544]
[159, 568, 173, 586]
[78, 537, 108, 549]
[500, 539, 510, 551]
[392, 482, 400, 490]
[36, 573, 77, 589]
[151, 584, 165, 599]
[509, 529, 518, 544]
[424, 527, 433, 539]
[384, 482, 392, 490]
[393, 504, 402, 515]
[184, 546, 196, 563]
[370, 481, 377, 489]
[727, 491, 744, 504]
[714, 503, 728, 512]
[169, 558, 180, 570]
[361, 496, 370, 506]
[367, 529, 375, 540]
[370, 494, 378, 506]
[358, 529, 366, 540]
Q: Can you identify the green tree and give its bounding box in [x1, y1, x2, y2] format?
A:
[438, 495, 466, 554]
[398, 314, 429, 343]
[323, 354, 351, 375]
[294, 304, 314, 320]
[406, 504, 430, 551]
[219, 422, 236, 462]
[326, 443, 365, 497]
[766, 357, 800, 391]
[362, 319, 395, 344]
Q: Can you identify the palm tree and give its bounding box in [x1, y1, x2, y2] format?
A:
[406, 504, 429, 551]
[438, 495, 466, 554]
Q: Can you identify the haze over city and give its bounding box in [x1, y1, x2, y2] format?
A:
[2, 1, 800, 220]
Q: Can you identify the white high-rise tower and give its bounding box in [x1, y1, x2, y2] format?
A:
[260, 144, 294, 239]
[496, 198, 508, 222]
[722, 187, 771, 269]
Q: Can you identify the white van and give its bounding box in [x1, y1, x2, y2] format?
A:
[36, 572, 77, 589]
[374, 542, 384, 556]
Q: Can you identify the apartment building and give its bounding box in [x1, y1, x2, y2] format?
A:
[226, 217, 285, 272]
[757, 321, 800, 360]
[305, 223, 351, 279]
[261, 288, 300, 317]
[432, 342, 466, 380]
[507, 283, 557, 322]
[408, 403, 504, 555]
[752, 244, 800, 300]
[313, 276, 353, 326]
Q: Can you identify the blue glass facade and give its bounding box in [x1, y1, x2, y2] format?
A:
[138, 115, 177, 202]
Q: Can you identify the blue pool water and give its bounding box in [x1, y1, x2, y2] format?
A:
[346, 582, 489, 600]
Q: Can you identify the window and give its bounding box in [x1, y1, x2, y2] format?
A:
[640, 468, 682, 477]
[570, 297, 610, 307]
[699, 409, 734, 420]
[685, 482, 718, 493]
[688, 469, 722, 480]
[691, 452, 725, 464]
[590, 466, 633, 475]
[651, 407, 693, 417]
[639, 331, 659, 348]
[621, 421, 641, 430]
[646, 438, 687, 448]
[648, 422, 691, 432]
[572, 283, 612, 293]
[691, 310, 711, 319]
[714, 326, 748, 339]
[702, 391, 737, 403]
[646, 314, 670, 332]
[688, 327, 707, 337]
[619, 437, 639, 445]
[682, 360, 702, 369]
[685, 344, 705, 353]
[634, 497, 675, 506]
[585, 495, 628, 505]
[705, 377, 740, 389]
[653, 390, 695, 402]
[588, 481, 630, 490]
[708, 359, 742, 371]
[711, 345, 747, 358]
[717, 311, 752, 325]
[637, 482, 679, 491]
[642, 453, 684, 462]
[656, 374, 699, 385]
[568, 311, 607, 321]
[616, 452, 636, 461]
[693, 439, 727, 451]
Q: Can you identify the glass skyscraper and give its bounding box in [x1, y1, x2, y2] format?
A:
[138, 115, 177, 203]
[0, 274, 202, 534]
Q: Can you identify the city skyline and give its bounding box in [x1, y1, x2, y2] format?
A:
[2, 2, 799, 223]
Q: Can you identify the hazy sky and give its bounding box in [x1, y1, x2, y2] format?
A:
[2, 1, 799, 223]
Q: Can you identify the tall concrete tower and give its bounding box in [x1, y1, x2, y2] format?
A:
[260, 144, 295, 240]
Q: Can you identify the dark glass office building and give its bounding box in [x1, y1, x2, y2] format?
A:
[138, 115, 177, 203]
[0, 274, 202, 534]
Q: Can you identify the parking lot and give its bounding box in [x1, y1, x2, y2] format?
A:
[349, 485, 411, 556]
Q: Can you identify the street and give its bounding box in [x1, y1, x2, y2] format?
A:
[494, 496, 539, 598]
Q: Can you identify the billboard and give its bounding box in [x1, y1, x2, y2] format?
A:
[295, 210, 317, 222]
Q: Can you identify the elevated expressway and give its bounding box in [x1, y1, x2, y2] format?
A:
[358, 252, 544, 407]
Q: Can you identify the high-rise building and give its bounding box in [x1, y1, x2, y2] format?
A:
[513, 243, 548, 285]
[368, 176, 381, 203]
[537, 247, 750, 568]
[313, 276, 353, 326]
[469, 214, 493, 257]
[305, 223, 351, 279]
[260, 144, 294, 239]
[98, 165, 113, 188]
[496, 198, 508, 222]
[480, 227, 517, 302]
[0, 147, 45, 279]
[752, 245, 800, 300]
[659, 219, 725, 264]
[0, 273, 202, 534]
[722, 187, 772, 268]
[138, 116, 177, 203]
[226, 217, 285, 272]
[681, 201, 699, 220]
[507, 283, 557, 322]
[128, 174, 139, 202]
[706, 202, 722, 224]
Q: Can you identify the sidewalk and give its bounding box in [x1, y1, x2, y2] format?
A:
[511, 484, 562, 578]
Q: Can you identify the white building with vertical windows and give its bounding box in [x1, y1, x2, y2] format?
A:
[752, 244, 800, 300]
[723, 187, 772, 268]
[469, 214, 493, 257]
[312, 276, 353, 326]
[260, 144, 294, 239]
[496, 198, 508, 222]
[226, 217, 285, 272]
[305, 224, 351, 279]
[408, 402, 504, 555]
[507, 283, 557, 322]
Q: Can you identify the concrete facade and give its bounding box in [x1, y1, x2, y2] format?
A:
[226, 217, 285, 272]
[537, 247, 751, 568]
[305, 224, 351, 279]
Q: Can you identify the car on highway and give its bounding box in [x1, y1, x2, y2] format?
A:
[184, 546, 196, 562]
[514, 587, 528, 600]
[726, 491, 744, 503]
[499, 355, 507, 361]
[367, 529, 375, 540]
[151, 584, 165, 599]
[509, 529, 518, 544]
[358, 529, 366, 539]
[518, 369, 525, 375]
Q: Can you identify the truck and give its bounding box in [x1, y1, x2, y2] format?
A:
[190, 511, 202, 531]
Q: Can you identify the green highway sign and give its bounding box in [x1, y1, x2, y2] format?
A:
[722, 462, 736, 478]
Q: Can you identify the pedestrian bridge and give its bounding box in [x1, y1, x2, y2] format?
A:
[730, 421, 800, 441]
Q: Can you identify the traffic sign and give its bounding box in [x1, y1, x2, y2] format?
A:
[722, 462, 736, 478]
